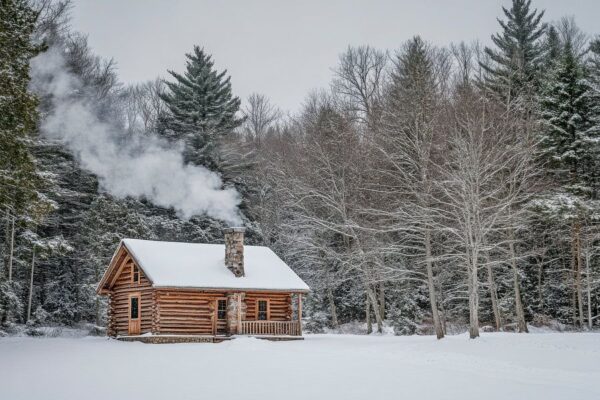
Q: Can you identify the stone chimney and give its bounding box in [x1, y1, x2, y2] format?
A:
[224, 227, 245, 277]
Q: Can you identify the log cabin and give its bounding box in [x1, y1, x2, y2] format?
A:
[96, 228, 309, 342]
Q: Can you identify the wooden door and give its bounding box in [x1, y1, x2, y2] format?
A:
[128, 293, 141, 335]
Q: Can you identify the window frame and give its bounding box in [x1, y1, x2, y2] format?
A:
[131, 264, 140, 284]
[216, 298, 228, 321]
[256, 298, 270, 321]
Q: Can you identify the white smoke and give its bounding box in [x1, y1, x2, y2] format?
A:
[30, 47, 241, 225]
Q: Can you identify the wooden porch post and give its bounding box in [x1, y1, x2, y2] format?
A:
[237, 293, 242, 334]
[298, 293, 303, 335]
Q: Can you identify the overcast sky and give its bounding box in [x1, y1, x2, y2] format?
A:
[70, 0, 599, 113]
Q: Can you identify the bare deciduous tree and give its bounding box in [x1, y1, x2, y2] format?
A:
[241, 93, 281, 145]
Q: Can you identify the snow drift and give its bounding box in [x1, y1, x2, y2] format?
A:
[1, 333, 599, 400]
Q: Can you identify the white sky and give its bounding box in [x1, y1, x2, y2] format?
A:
[70, 0, 599, 113]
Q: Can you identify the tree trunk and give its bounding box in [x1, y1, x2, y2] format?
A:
[572, 222, 584, 328]
[468, 251, 480, 339]
[537, 258, 544, 315]
[3, 209, 9, 277]
[508, 236, 528, 333]
[437, 280, 448, 335]
[327, 286, 339, 328]
[424, 230, 444, 339]
[378, 283, 385, 321]
[8, 216, 15, 282]
[484, 251, 502, 331]
[575, 223, 584, 328]
[26, 247, 35, 323]
[94, 263, 101, 326]
[366, 285, 383, 333]
[586, 249, 592, 330]
[366, 291, 372, 334]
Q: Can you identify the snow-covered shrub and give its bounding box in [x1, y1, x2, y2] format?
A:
[304, 310, 329, 333]
[388, 304, 419, 335]
[31, 306, 50, 326]
[87, 325, 107, 336]
[0, 281, 24, 326]
[25, 327, 45, 337]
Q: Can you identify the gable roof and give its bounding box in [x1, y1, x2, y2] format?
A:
[98, 239, 309, 293]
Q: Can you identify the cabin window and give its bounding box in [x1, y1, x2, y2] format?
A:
[257, 300, 268, 320]
[217, 299, 227, 320]
[130, 296, 139, 319]
[132, 265, 140, 284]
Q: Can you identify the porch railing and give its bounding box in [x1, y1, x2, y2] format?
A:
[241, 320, 301, 336]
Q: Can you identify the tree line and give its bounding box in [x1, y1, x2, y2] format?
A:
[239, 0, 600, 338]
[0, 0, 598, 338]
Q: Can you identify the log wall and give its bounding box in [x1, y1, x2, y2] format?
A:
[154, 290, 293, 334]
[154, 290, 226, 335]
[244, 292, 293, 321]
[108, 258, 153, 336]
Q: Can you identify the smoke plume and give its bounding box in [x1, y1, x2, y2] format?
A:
[30, 47, 241, 225]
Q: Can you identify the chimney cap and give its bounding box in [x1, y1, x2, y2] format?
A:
[224, 227, 246, 233]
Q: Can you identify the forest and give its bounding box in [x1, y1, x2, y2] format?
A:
[1, 0, 599, 339]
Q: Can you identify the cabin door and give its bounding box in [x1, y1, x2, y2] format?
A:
[128, 293, 141, 335]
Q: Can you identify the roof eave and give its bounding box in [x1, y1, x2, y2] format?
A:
[152, 285, 310, 293]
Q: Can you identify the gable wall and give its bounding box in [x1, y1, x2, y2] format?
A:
[107, 256, 154, 336]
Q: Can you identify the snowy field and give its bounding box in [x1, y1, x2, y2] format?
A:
[1, 333, 599, 400]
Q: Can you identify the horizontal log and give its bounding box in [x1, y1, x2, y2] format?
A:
[158, 312, 211, 318]
[158, 316, 211, 321]
[158, 293, 225, 299]
[157, 326, 212, 332]
[157, 301, 211, 307]
[112, 301, 153, 307]
[112, 307, 153, 312]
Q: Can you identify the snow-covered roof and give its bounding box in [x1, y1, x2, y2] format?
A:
[118, 239, 309, 292]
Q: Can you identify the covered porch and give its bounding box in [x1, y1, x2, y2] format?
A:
[227, 292, 304, 338]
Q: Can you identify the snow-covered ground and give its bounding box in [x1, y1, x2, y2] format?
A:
[1, 333, 598, 400]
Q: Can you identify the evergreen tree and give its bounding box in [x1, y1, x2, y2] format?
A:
[0, 0, 45, 218]
[159, 46, 243, 170]
[539, 40, 599, 196]
[589, 38, 600, 85]
[536, 38, 600, 328]
[482, 0, 546, 100]
[541, 25, 562, 69]
[585, 38, 600, 200]
[0, 0, 49, 326]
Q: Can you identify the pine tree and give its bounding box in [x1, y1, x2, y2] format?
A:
[539, 40, 598, 195]
[586, 38, 600, 200]
[0, 0, 49, 326]
[590, 38, 600, 85]
[541, 26, 561, 69]
[159, 46, 243, 170]
[0, 0, 45, 218]
[537, 39, 600, 328]
[482, 0, 546, 100]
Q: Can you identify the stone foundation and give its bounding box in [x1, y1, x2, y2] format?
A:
[117, 335, 231, 344]
[115, 334, 302, 344]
